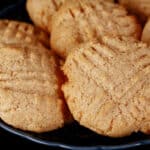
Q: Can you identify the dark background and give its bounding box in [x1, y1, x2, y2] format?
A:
[0, 0, 149, 150]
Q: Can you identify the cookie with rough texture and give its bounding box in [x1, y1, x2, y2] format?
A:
[26, 0, 65, 32]
[0, 20, 49, 48]
[119, 0, 150, 21]
[51, 0, 141, 58]
[142, 19, 150, 45]
[62, 36, 150, 137]
[0, 43, 71, 133]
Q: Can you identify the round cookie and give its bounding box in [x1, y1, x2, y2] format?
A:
[0, 43, 71, 133]
[0, 20, 49, 48]
[26, 0, 65, 32]
[119, 0, 150, 21]
[142, 19, 150, 45]
[51, 0, 141, 58]
[62, 36, 150, 137]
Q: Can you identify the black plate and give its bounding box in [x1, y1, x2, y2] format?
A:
[0, 0, 150, 149]
[0, 119, 150, 150]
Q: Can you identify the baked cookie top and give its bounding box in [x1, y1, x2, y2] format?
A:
[0, 20, 49, 48]
[0, 43, 71, 132]
[62, 36, 150, 137]
[51, 0, 141, 58]
[26, 0, 65, 32]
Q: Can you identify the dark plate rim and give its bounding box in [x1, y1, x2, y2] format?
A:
[0, 120, 150, 150]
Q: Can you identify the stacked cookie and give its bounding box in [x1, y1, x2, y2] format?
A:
[50, 0, 141, 58]
[0, 0, 149, 137]
[26, 0, 149, 137]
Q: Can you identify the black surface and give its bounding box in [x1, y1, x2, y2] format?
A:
[1, 128, 149, 150]
[0, 0, 149, 149]
[0, 0, 30, 22]
[0, 118, 150, 150]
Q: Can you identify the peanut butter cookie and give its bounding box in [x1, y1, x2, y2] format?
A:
[0, 43, 71, 133]
[51, 0, 141, 58]
[62, 36, 150, 137]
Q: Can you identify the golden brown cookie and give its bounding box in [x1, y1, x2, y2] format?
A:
[26, 0, 65, 32]
[62, 36, 150, 137]
[51, 0, 141, 58]
[119, 0, 150, 21]
[142, 19, 150, 45]
[0, 43, 72, 133]
[0, 20, 49, 48]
